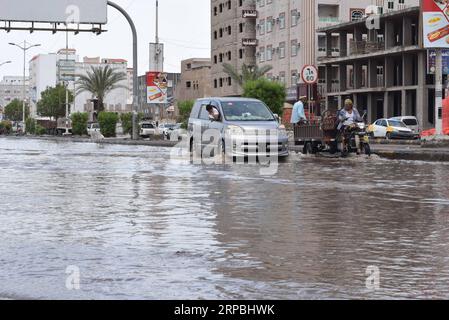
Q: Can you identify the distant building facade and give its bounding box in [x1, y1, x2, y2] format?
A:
[0, 76, 30, 110]
[138, 72, 181, 121]
[175, 58, 212, 102]
[211, 0, 257, 97]
[319, 5, 437, 129]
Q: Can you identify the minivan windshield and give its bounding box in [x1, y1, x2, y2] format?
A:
[221, 101, 275, 121]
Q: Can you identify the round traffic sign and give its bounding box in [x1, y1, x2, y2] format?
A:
[301, 65, 318, 84]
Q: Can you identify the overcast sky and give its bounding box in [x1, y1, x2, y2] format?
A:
[0, 0, 211, 77]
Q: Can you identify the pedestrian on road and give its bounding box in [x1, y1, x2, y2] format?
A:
[291, 96, 308, 125]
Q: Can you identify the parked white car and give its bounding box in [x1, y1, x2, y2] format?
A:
[368, 118, 416, 140]
[390, 116, 421, 137]
[140, 122, 161, 138]
[87, 123, 100, 136]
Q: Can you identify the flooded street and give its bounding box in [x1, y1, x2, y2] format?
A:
[1, 137, 449, 299]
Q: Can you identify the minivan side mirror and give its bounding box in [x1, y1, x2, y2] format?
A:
[274, 114, 280, 123]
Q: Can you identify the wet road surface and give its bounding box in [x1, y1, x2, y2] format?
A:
[1, 137, 449, 299]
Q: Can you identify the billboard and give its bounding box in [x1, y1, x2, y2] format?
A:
[146, 72, 168, 104]
[427, 49, 449, 74]
[0, 0, 107, 24]
[423, 0, 449, 48]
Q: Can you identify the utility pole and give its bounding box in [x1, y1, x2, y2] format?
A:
[9, 41, 41, 133]
[65, 29, 70, 135]
[156, 0, 159, 45]
[107, 1, 139, 140]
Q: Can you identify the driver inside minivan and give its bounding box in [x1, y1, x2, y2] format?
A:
[206, 105, 220, 121]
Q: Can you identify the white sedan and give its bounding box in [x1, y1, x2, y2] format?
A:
[368, 119, 416, 140]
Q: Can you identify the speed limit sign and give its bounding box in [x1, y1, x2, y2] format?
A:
[301, 65, 318, 84]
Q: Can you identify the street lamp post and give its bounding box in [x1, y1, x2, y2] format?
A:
[0, 61, 12, 68]
[9, 41, 41, 133]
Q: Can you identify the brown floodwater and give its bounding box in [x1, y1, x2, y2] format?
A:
[0, 137, 449, 299]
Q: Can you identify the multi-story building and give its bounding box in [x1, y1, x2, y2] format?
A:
[0, 76, 30, 112]
[211, 0, 258, 97]
[138, 72, 181, 121]
[29, 49, 78, 116]
[319, 4, 438, 129]
[256, 0, 376, 102]
[175, 58, 212, 102]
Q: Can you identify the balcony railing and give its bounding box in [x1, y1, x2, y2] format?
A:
[349, 40, 385, 55]
[376, 75, 384, 87]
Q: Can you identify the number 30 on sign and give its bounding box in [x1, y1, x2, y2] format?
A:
[301, 65, 318, 84]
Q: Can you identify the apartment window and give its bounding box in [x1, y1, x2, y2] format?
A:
[266, 45, 272, 61]
[388, 1, 394, 9]
[214, 79, 218, 88]
[258, 0, 265, 8]
[214, 55, 218, 64]
[279, 72, 286, 84]
[239, 0, 243, 7]
[219, 78, 223, 87]
[186, 81, 192, 89]
[228, 25, 232, 35]
[227, 0, 231, 10]
[214, 31, 217, 39]
[291, 70, 298, 85]
[279, 42, 286, 59]
[291, 40, 298, 57]
[259, 19, 265, 35]
[267, 17, 273, 33]
[186, 63, 192, 70]
[219, 53, 223, 63]
[239, 48, 244, 59]
[227, 51, 232, 61]
[214, 7, 217, 16]
[239, 23, 244, 33]
[279, 13, 286, 29]
[228, 77, 232, 86]
[291, 10, 298, 27]
[259, 47, 265, 63]
[219, 28, 223, 37]
[219, 3, 223, 13]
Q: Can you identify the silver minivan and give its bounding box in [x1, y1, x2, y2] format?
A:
[188, 98, 289, 158]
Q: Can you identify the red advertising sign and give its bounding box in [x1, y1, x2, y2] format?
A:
[146, 71, 168, 104]
[422, 0, 449, 48]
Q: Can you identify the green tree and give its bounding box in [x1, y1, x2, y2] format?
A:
[177, 100, 194, 129]
[120, 113, 133, 135]
[243, 79, 286, 116]
[98, 112, 119, 137]
[37, 84, 74, 119]
[222, 63, 273, 88]
[76, 65, 127, 112]
[4, 99, 29, 122]
[25, 117, 36, 134]
[71, 112, 89, 136]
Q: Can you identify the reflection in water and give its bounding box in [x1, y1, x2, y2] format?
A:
[0, 137, 449, 299]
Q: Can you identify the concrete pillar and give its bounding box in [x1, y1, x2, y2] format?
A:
[367, 93, 375, 123]
[339, 64, 347, 92]
[326, 32, 333, 57]
[326, 64, 333, 93]
[417, 51, 428, 128]
[385, 57, 394, 87]
[402, 53, 413, 86]
[385, 19, 395, 49]
[384, 91, 389, 119]
[339, 32, 347, 57]
[368, 59, 378, 88]
[403, 16, 412, 47]
[354, 61, 363, 89]
[401, 90, 407, 116]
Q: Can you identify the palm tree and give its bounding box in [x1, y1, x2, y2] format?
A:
[76, 65, 128, 112]
[222, 63, 273, 87]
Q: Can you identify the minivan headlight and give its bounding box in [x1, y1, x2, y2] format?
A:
[226, 125, 244, 136]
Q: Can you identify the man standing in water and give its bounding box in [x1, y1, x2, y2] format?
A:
[291, 96, 308, 125]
